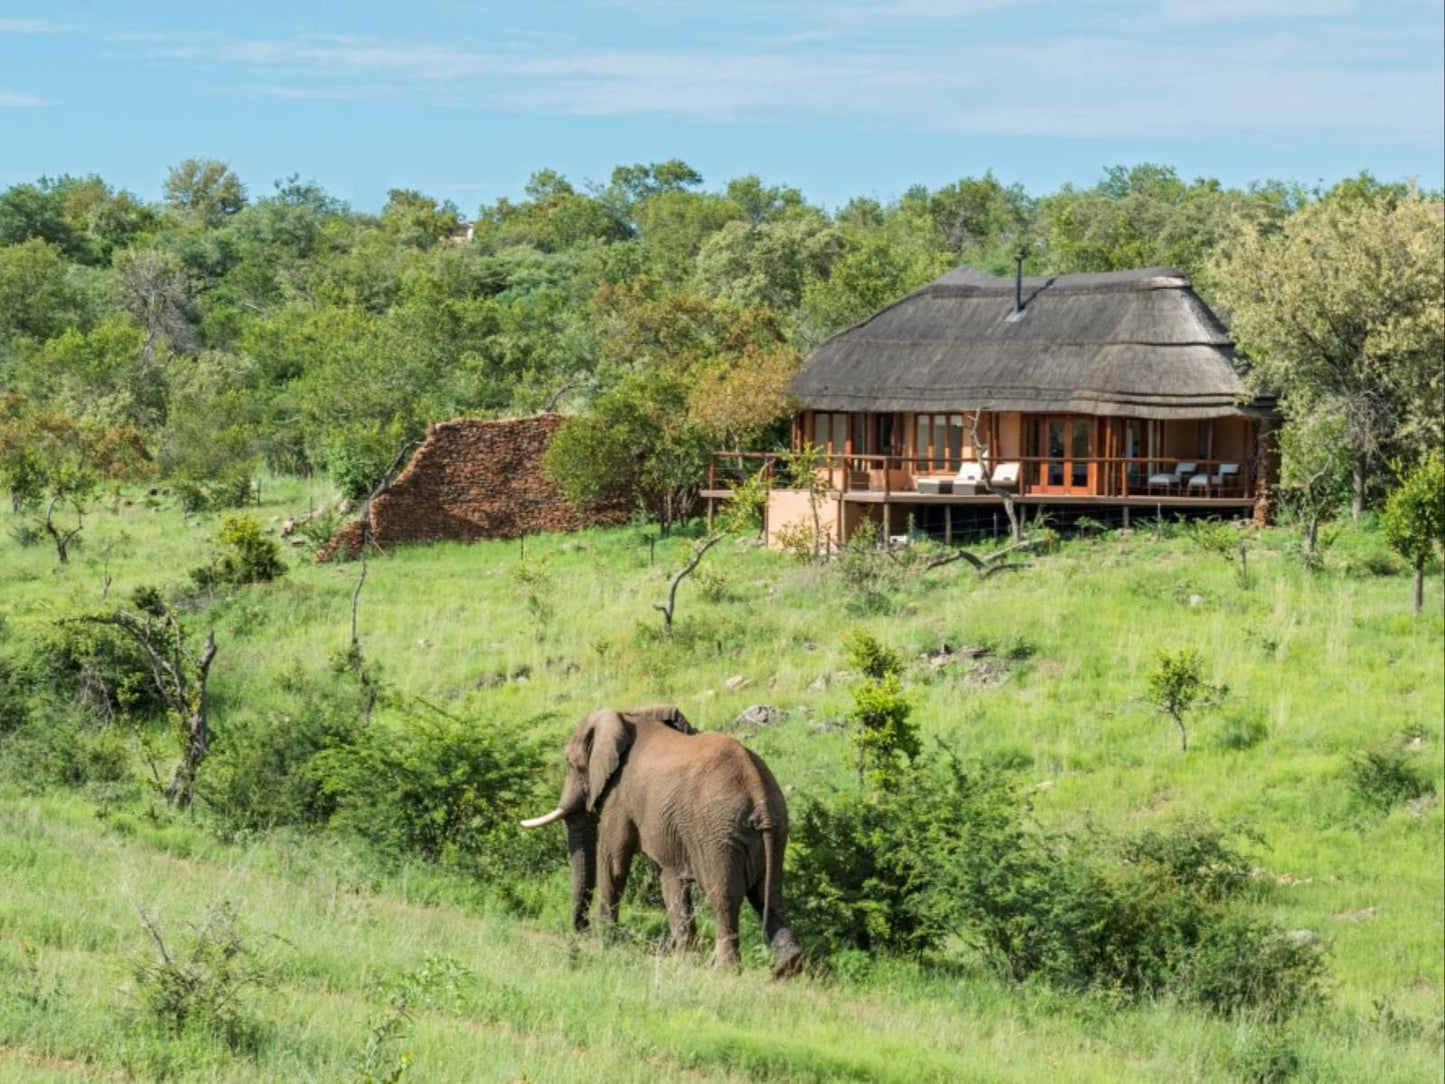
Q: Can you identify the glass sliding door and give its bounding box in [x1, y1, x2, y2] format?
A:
[1028, 414, 1095, 494]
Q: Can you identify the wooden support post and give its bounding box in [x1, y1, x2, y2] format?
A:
[1123, 505, 1130, 530]
[945, 504, 953, 545]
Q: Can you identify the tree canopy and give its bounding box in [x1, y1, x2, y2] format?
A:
[0, 157, 1438, 528]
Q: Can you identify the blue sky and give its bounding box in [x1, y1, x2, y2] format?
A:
[2, 1, 1441, 213]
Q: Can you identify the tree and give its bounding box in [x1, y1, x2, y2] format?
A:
[380, 188, 460, 247]
[842, 629, 917, 786]
[163, 158, 247, 227]
[75, 607, 218, 808]
[1145, 649, 1225, 752]
[1211, 183, 1445, 518]
[1381, 455, 1445, 613]
[652, 534, 723, 638]
[0, 238, 89, 341]
[1277, 408, 1351, 566]
[1041, 165, 1297, 293]
[112, 248, 193, 360]
[693, 214, 841, 312]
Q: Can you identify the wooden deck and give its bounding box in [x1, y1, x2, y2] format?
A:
[702, 488, 1255, 510]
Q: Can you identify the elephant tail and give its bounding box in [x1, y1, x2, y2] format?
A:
[761, 822, 777, 932]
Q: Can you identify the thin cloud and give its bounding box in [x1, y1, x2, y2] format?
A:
[123, 25, 1442, 143]
[0, 89, 49, 107]
[1160, 0, 1353, 20]
[0, 18, 66, 33]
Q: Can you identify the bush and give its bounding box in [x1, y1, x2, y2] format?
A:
[1186, 914, 1327, 1022]
[1347, 740, 1435, 813]
[26, 617, 169, 723]
[0, 716, 135, 793]
[131, 900, 272, 1052]
[191, 514, 286, 590]
[200, 667, 370, 834]
[314, 707, 554, 886]
[833, 521, 904, 614]
[790, 758, 1326, 1017]
[787, 771, 964, 956]
[172, 472, 254, 513]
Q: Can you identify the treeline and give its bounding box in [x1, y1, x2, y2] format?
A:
[0, 158, 1440, 522]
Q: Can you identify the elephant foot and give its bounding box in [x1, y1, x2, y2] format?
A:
[771, 945, 804, 978]
[770, 928, 804, 978]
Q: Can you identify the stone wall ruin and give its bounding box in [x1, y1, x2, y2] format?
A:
[317, 414, 626, 560]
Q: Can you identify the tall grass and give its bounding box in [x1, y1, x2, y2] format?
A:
[0, 484, 1441, 1080]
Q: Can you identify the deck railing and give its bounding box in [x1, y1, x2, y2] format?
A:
[707, 452, 1257, 500]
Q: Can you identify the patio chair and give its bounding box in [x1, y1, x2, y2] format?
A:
[1187, 462, 1239, 496]
[990, 462, 1021, 490]
[953, 461, 984, 495]
[1147, 461, 1196, 493]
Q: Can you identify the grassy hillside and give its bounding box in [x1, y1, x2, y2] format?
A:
[1, 480, 1441, 1081]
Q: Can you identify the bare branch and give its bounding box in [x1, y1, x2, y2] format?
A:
[655, 535, 723, 638]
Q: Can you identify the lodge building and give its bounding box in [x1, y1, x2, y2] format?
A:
[705, 264, 1278, 547]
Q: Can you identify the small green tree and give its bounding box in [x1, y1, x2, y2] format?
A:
[843, 629, 917, 785]
[1381, 455, 1445, 613]
[192, 515, 287, 591]
[1146, 648, 1226, 752]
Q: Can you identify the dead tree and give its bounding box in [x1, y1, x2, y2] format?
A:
[919, 537, 1038, 577]
[654, 535, 723, 639]
[77, 610, 218, 809]
[40, 494, 85, 564]
[968, 411, 1023, 542]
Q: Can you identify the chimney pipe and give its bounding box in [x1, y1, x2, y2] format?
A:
[1013, 251, 1024, 315]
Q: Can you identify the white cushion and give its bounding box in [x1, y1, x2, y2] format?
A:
[955, 462, 983, 483]
[991, 462, 1020, 486]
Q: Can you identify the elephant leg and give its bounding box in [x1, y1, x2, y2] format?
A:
[709, 891, 744, 971]
[595, 826, 638, 932]
[660, 868, 697, 952]
[747, 883, 804, 977]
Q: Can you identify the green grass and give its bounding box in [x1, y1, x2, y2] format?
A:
[1, 482, 1442, 1080]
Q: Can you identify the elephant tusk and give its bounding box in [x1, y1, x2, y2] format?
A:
[520, 807, 566, 829]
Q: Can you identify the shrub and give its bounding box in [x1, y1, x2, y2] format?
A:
[787, 771, 964, 956]
[833, 521, 903, 614]
[191, 514, 286, 590]
[791, 758, 1326, 1017]
[1347, 741, 1434, 813]
[200, 667, 370, 834]
[314, 707, 554, 887]
[172, 472, 254, 513]
[1186, 913, 1327, 1022]
[131, 900, 273, 1052]
[841, 629, 916, 784]
[26, 617, 168, 724]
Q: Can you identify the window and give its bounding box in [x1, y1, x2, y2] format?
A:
[810, 412, 848, 454]
[915, 413, 966, 469]
[1196, 419, 1214, 461]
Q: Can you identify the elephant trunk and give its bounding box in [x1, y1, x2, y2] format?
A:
[565, 813, 597, 932]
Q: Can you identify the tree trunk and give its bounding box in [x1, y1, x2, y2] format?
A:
[1351, 449, 1367, 521]
[1414, 561, 1425, 614]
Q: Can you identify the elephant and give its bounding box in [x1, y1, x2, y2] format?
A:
[520, 704, 804, 976]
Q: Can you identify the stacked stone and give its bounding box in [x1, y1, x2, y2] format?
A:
[315, 414, 628, 561]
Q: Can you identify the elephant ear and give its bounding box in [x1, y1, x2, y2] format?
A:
[585, 709, 631, 812]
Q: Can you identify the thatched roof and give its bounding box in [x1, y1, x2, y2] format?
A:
[792, 266, 1273, 419]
